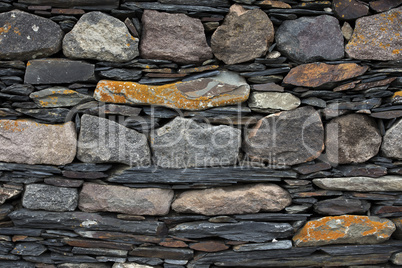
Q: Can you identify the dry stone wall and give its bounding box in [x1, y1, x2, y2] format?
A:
[0, 0, 402, 267]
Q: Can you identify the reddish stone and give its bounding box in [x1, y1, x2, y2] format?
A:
[353, 77, 396, 91]
[160, 239, 188, 248]
[189, 241, 229, 252]
[178, 65, 219, 74]
[293, 162, 332, 175]
[333, 80, 361, 92]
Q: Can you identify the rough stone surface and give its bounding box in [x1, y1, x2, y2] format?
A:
[243, 106, 324, 166]
[293, 215, 396, 247]
[29, 87, 93, 107]
[113, 264, 153, 268]
[63, 12, 139, 62]
[172, 184, 291, 215]
[314, 196, 370, 215]
[276, 15, 344, 63]
[24, 59, 95, 84]
[381, 119, 402, 159]
[189, 241, 229, 252]
[211, 4, 274, 64]
[392, 252, 402, 265]
[333, 0, 369, 20]
[325, 114, 382, 164]
[23, 184, 78, 212]
[248, 92, 300, 113]
[140, 10, 212, 64]
[150, 117, 241, 168]
[283, 63, 368, 88]
[345, 7, 402, 61]
[370, 0, 402, 12]
[313, 176, 402, 191]
[392, 217, 402, 239]
[0, 120, 76, 165]
[0, 184, 22, 205]
[77, 114, 150, 166]
[0, 10, 63, 60]
[94, 71, 250, 111]
[79, 183, 173, 215]
[233, 240, 292, 252]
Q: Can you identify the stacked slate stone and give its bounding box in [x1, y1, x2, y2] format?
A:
[0, 0, 402, 267]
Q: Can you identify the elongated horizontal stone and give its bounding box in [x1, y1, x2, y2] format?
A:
[283, 63, 368, 88]
[79, 183, 174, 215]
[248, 92, 300, 113]
[0, 120, 76, 165]
[172, 184, 291, 215]
[233, 240, 292, 252]
[313, 176, 402, 192]
[29, 87, 93, 107]
[293, 215, 395, 247]
[129, 247, 193, 260]
[94, 71, 250, 110]
[18, 0, 119, 9]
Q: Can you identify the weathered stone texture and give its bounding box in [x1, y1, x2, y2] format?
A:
[0, 120, 76, 165]
[313, 176, 402, 192]
[248, 92, 300, 113]
[381, 119, 402, 159]
[29, 87, 93, 107]
[333, 0, 369, 20]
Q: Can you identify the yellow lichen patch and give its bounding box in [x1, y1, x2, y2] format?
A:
[0, 22, 11, 35]
[393, 49, 401, 55]
[393, 91, 402, 98]
[0, 119, 29, 132]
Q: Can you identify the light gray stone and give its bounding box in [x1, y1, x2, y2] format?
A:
[313, 176, 402, 192]
[381, 118, 402, 159]
[0, 184, 23, 205]
[248, 92, 300, 113]
[150, 117, 241, 168]
[392, 252, 402, 265]
[63, 12, 139, 62]
[77, 114, 150, 166]
[233, 240, 292, 252]
[0, 120, 76, 165]
[29, 86, 93, 107]
[23, 184, 78, 212]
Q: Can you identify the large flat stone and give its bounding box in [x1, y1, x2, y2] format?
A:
[0, 10, 63, 60]
[140, 10, 212, 64]
[314, 196, 370, 215]
[79, 183, 174, 215]
[293, 215, 395, 247]
[63, 12, 139, 62]
[276, 15, 344, 63]
[0, 120, 76, 165]
[345, 7, 402, 61]
[381, 118, 402, 159]
[172, 183, 291, 215]
[29, 86, 93, 107]
[333, 0, 369, 20]
[313, 176, 402, 191]
[243, 106, 324, 166]
[211, 4, 274, 64]
[23, 184, 78, 212]
[94, 70, 250, 111]
[24, 59, 95, 84]
[150, 117, 241, 168]
[77, 114, 150, 166]
[17, 0, 119, 9]
[248, 92, 300, 113]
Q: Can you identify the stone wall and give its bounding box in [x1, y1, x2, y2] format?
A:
[0, 0, 402, 267]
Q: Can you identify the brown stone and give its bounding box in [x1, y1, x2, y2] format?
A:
[293, 215, 396, 247]
[0, 120, 76, 165]
[345, 7, 402, 61]
[370, 0, 402, 13]
[140, 10, 212, 64]
[292, 190, 343, 198]
[94, 71, 250, 111]
[0, 184, 23, 205]
[78, 183, 174, 216]
[293, 162, 332, 175]
[211, 4, 274, 65]
[257, 0, 291, 8]
[189, 241, 229, 252]
[353, 77, 396, 91]
[333, 80, 361, 92]
[333, 0, 369, 20]
[178, 65, 219, 74]
[159, 240, 188, 248]
[44, 177, 83, 188]
[172, 184, 291, 216]
[283, 62, 368, 88]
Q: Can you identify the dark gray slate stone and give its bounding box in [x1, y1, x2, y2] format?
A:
[233, 240, 292, 252]
[0, 10, 63, 60]
[16, 108, 70, 123]
[72, 247, 127, 257]
[77, 114, 151, 166]
[140, 10, 212, 64]
[314, 196, 370, 215]
[24, 59, 95, 84]
[99, 68, 142, 81]
[243, 106, 324, 166]
[63, 12, 139, 62]
[17, 0, 119, 9]
[169, 221, 293, 242]
[9, 209, 165, 235]
[0, 261, 35, 268]
[129, 247, 194, 260]
[276, 15, 344, 63]
[150, 117, 241, 168]
[122, 2, 228, 13]
[29, 87, 93, 107]
[22, 184, 78, 212]
[381, 118, 402, 159]
[1, 84, 34, 96]
[11, 242, 47, 256]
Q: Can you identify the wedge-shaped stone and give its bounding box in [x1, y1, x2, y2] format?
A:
[293, 215, 395, 247]
[0, 10, 63, 60]
[0, 120, 76, 165]
[172, 184, 291, 215]
[313, 176, 402, 192]
[30, 86, 93, 107]
[79, 183, 174, 215]
[77, 114, 150, 166]
[283, 62, 368, 88]
[382, 118, 402, 159]
[0, 184, 22, 205]
[94, 71, 250, 111]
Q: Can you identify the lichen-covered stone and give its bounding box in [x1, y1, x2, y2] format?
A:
[293, 215, 396, 247]
[94, 71, 250, 111]
[283, 62, 368, 88]
[0, 119, 76, 165]
[0, 10, 63, 60]
[140, 10, 212, 64]
[63, 12, 139, 62]
[333, 0, 369, 20]
[78, 183, 174, 215]
[248, 92, 300, 113]
[381, 119, 402, 159]
[29, 86, 93, 107]
[172, 184, 291, 215]
[211, 4, 274, 64]
[276, 15, 344, 63]
[313, 176, 402, 192]
[345, 7, 402, 61]
[77, 114, 150, 166]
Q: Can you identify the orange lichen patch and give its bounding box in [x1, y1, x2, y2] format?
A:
[0, 119, 29, 132]
[293, 215, 395, 247]
[283, 63, 368, 88]
[393, 91, 402, 98]
[0, 22, 11, 35]
[13, 27, 21, 35]
[393, 49, 401, 55]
